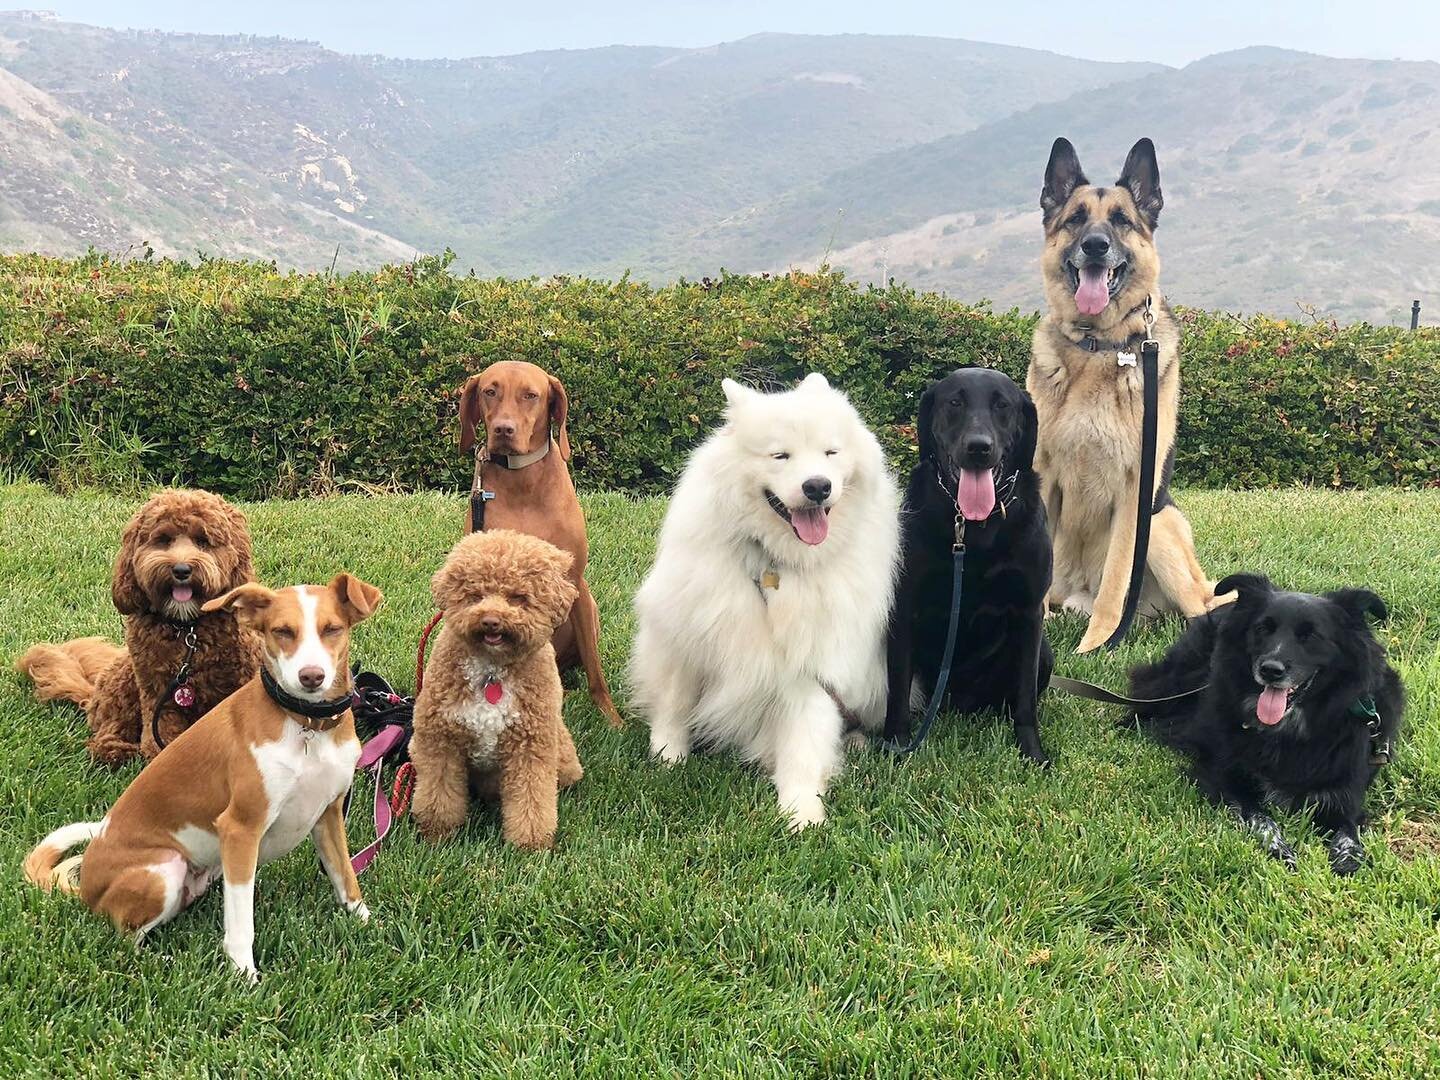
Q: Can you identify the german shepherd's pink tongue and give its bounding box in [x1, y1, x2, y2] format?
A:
[1074, 266, 1110, 317]
[171, 583, 194, 604]
[791, 507, 829, 545]
[957, 468, 996, 522]
[1256, 686, 1289, 726]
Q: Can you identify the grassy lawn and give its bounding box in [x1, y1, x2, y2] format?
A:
[2, 483, 1439, 1077]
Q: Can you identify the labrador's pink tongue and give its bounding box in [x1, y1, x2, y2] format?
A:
[791, 507, 829, 546]
[1074, 266, 1111, 316]
[1256, 686, 1289, 726]
[957, 468, 996, 522]
[171, 583, 193, 604]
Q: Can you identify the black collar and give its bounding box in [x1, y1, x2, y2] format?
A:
[260, 666, 352, 730]
[931, 460, 1021, 522]
[1064, 295, 1154, 353]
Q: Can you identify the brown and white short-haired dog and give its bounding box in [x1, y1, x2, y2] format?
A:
[24, 573, 382, 982]
[410, 530, 583, 850]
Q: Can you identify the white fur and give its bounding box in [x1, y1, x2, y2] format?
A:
[175, 719, 360, 980]
[629, 373, 900, 829]
[458, 658, 518, 768]
[272, 587, 338, 697]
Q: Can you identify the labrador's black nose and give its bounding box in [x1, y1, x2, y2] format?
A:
[965, 436, 993, 463]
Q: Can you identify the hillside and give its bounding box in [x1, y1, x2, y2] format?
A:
[0, 14, 1434, 321]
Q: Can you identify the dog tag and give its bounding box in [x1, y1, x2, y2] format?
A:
[173, 684, 196, 708]
[1116, 350, 1137, 368]
[760, 570, 781, 590]
[483, 678, 503, 705]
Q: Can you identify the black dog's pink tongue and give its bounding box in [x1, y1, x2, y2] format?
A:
[171, 583, 193, 604]
[1256, 686, 1289, 726]
[1075, 265, 1110, 316]
[791, 507, 829, 545]
[957, 468, 996, 522]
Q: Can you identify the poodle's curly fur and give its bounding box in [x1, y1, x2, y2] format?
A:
[409, 529, 583, 850]
[17, 489, 262, 764]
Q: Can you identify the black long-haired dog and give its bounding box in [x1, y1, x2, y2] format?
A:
[885, 367, 1052, 764]
[1129, 573, 1403, 874]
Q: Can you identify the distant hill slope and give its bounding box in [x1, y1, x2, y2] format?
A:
[0, 14, 1433, 322]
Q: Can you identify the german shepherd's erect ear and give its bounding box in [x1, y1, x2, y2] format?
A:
[1041, 137, 1089, 227]
[1116, 138, 1163, 230]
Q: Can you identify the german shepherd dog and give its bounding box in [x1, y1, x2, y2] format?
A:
[1026, 137, 1228, 652]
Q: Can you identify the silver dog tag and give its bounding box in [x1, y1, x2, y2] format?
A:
[1116, 350, 1137, 368]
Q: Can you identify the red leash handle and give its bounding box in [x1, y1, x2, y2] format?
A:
[415, 610, 445, 693]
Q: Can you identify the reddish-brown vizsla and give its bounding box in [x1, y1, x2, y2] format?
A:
[457, 360, 623, 729]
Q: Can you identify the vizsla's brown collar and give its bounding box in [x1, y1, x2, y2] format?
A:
[482, 440, 552, 470]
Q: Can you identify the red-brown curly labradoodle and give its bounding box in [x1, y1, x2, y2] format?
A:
[17, 489, 262, 764]
[409, 529, 584, 850]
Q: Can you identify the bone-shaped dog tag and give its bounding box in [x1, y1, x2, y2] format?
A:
[1116, 350, 1137, 368]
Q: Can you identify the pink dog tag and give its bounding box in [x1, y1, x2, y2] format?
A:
[173, 684, 196, 708]
[483, 678, 503, 705]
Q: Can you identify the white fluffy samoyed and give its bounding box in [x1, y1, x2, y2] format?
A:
[629, 373, 900, 829]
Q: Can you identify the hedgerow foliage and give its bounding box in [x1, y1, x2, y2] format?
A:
[1, 252, 1435, 495]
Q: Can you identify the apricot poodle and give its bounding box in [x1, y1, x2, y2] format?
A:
[409, 529, 583, 850]
[17, 489, 262, 764]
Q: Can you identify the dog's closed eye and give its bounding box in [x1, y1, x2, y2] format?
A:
[508, 594, 530, 607]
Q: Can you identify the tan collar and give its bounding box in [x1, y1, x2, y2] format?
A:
[482, 440, 552, 470]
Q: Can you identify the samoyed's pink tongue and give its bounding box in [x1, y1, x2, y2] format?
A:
[171, 583, 193, 604]
[1074, 266, 1111, 316]
[1256, 686, 1289, 726]
[957, 468, 996, 522]
[791, 507, 829, 545]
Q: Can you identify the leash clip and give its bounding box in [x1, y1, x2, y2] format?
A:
[952, 513, 967, 553]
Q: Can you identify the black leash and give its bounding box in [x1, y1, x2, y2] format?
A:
[883, 516, 966, 755]
[1104, 297, 1161, 650]
[149, 621, 199, 752]
[1050, 675, 1206, 710]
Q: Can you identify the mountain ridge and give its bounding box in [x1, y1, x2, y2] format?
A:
[0, 14, 1430, 322]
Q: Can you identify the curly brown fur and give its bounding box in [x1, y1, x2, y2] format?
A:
[410, 529, 582, 850]
[17, 489, 262, 764]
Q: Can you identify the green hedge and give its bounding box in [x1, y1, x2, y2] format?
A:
[1, 252, 1436, 496]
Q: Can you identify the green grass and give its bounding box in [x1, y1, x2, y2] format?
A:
[2, 484, 1439, 1077]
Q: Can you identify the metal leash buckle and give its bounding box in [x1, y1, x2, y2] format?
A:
[952, 513, 967, 553]
[1141, 294, 1159, 352]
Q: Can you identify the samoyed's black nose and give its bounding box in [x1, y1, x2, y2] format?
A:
[1258, 659, 1287, 683]
[802, 477, 831, 504]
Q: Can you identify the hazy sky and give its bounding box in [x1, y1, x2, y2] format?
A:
[42, 0, 1440, 66]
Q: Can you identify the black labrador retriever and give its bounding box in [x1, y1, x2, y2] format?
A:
[885, 367, 1053, 764]
[1128, 573, 1403, 874]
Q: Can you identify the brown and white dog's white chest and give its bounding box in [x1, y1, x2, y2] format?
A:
[171, 720, 360, 869]
[457, 658, 520, 768]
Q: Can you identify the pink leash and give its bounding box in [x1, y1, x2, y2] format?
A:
[348, 611, 443, 874]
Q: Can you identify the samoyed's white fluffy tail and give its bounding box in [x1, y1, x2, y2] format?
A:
[630, 373, 900, 829]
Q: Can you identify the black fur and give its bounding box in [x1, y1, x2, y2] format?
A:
[1129, 573, 1404, 874]
[885, 368, 1053, 765]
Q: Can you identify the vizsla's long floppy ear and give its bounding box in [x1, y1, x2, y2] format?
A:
[329, 572, 384, 626]
[546, 374, 571, 461]
[201, 582, 276, 627]
[111, 512, 147, 615]
[458, 375, 483, 456]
